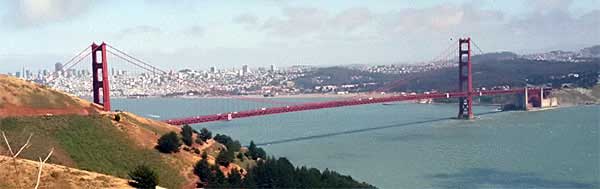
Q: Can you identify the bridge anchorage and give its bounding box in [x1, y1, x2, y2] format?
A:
[69, 38, 552, 125]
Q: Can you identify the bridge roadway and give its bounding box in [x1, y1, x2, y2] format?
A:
[164, 88, 539, 125]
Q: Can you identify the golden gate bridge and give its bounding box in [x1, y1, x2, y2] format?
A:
[51, 37, 551, 125]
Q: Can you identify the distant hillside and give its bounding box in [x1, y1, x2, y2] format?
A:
[293, 67, 395, 91]
[385, 54, 600, 92]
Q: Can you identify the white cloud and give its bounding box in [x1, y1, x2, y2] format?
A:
[183, 25, 205, 37]
[115, 25, 162, 39]
[4, 0, 92, 27]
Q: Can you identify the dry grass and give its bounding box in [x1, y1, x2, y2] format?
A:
[0, 155, 131, 188]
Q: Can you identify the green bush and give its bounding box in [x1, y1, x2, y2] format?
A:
[193, 158, 211, 183]
[248, 141, 266, 160]
[198, 127, 212, 142]
[128, 165, 159, 189]
[156, 132, 181, 153]
[216, 149, 234, 166]
[180, 125, 193, 146]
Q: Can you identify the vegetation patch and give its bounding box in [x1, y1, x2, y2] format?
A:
[0, 115, 184, 188]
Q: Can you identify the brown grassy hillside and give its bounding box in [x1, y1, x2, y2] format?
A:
[0, 74, 101, 117]
[0, 155, 131, 188]
[0, 74, 252, 188]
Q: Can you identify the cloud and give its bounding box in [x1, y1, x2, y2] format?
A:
[235, 4, 504, 40]
[183, 25, 204, 37]
[233, 13, 259, 25]
[526, 0, 574, 13]
[330, 7, 374, 31]
[115, 25, 162, 39]
[262, 7, 329, 37]
[4, 0, 92, 27]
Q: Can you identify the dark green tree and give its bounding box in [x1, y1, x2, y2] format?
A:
[212, 166, 228, 188]
[156, 132, 181, 153]
[216, 149, 234, 166]
[227, 168, 243, 187]
[198, 127, 212, 142]
[128, 165, 159, 189]
[181, 124, 194, 146]
[193, 158, 212, 183]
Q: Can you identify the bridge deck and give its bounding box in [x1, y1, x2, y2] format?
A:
[164, 88, 539, 125]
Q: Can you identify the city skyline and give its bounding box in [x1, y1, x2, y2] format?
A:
[1, 0, 599, 72]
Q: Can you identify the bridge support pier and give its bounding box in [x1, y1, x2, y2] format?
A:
[457, 38, 474, 119]
[91, 43, 111, 111]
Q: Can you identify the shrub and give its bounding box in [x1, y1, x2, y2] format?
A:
[193, 158, 212, 182]
[156, 132, 181, 153]
[181, 125, 193, 146]
[114, 114, 121, 122]
[198, 128, 212, 142]
[128, 165, 159, 189]
[248, 141, 267, 160]
[236, 152, 245, 161]
[216, 149, 234, 166]
[214, 134, 241, 152]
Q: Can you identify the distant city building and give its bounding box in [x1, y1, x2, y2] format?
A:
[270, 65, 276, 72]
[210, 66, 216, 73]
[55, 62, 63, 72]
[242, 65, 249, 75]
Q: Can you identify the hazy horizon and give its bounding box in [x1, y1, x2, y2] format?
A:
[1, 0, 599, 72]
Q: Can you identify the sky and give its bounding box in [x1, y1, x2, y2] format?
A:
[0, 0, 598, 72]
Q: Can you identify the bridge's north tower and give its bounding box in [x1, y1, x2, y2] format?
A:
[457, 38, 474, 119]
[91, 43, 111, 111]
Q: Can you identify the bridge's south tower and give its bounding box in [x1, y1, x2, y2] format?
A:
[457, 38, 473, 119]
[91, 43, 111, 111]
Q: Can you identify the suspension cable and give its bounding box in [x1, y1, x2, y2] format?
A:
[105, 44, 167, 74]
[61, 46, 90, 69]
[472, 41, 485, 55]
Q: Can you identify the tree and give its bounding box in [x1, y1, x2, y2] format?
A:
[114, 114, 121, 122]
[180, 125, 193, 146]
[128, 165, 159, 189]
[193, 158, 212, 183]
[213, 168, 228, 188]
[198, 128, 212, 142]
[236, 152, 245, 161]
[248, 141, 267, 160]
[216, 149, 234, 166]
[228, 168, 243, 187]
[156, 132, 181, 153]
[255, 147, 267, 160]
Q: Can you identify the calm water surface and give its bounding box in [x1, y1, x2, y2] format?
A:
[112, 98, 599, 189]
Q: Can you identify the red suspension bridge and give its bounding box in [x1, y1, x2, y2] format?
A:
[55, 38, 551, 125]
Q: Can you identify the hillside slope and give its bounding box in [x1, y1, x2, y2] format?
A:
[0, 74, 205, 188]
[0, 75, 101, 117]
[0, 155, 131, 188]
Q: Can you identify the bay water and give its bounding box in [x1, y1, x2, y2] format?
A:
[112, 98, 599, 189]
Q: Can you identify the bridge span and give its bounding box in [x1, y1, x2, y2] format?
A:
[164, 88, 544, 125]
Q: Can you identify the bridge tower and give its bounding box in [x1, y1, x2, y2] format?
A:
[457, 38, 474, 119]
[91, 43, 111, 111]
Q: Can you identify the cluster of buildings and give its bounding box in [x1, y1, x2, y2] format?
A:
[7, 64, 312, 97]
[361, 60, 454, 74]
[520, 45, 600, 62]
